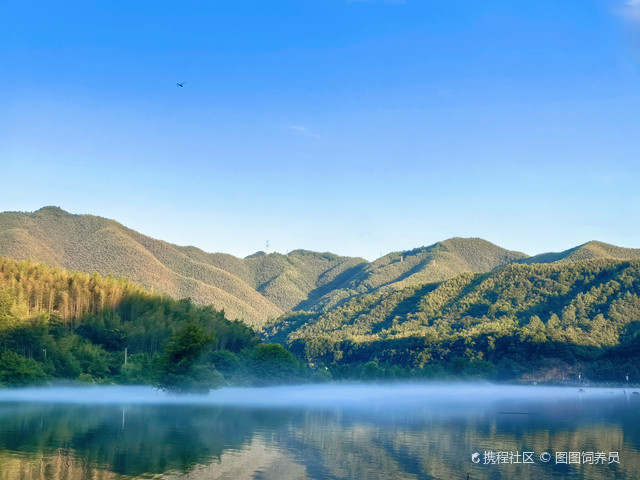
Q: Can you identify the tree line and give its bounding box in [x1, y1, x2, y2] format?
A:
[0, 257, 313, 391]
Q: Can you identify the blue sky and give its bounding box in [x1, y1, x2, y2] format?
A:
[1, 0, 639, 260]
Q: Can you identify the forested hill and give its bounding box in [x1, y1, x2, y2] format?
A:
[519, 241, 640, 264]
[0, 207, 364, 325]
[265, 259, 640, 382]
[294, 237, 528, 314]
[0, 257, 310, 389]
[2, 207, 640, 329]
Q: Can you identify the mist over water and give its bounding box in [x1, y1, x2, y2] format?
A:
[0, 383, 638, 479]
[0, 382, 629, 407]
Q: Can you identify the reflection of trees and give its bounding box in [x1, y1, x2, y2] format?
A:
[0, 404, 292, 479]
[0, 395, 639, 480]
[264, 397, 640, 480]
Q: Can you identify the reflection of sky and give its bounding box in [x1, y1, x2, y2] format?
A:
[2, 1, 639, 260]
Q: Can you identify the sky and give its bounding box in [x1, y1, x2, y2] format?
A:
[1, 0, 639, 260]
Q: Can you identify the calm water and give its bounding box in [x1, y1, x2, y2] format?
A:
[0, 384, 638, 479]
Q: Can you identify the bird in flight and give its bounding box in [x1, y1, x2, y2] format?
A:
[176, 82, 185, 87]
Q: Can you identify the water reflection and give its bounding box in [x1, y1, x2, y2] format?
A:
[0, 384, 638, 479]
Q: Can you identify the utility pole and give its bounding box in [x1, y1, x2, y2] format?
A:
[124, 347, 128, 366]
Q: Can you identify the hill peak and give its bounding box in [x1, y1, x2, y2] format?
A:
[34, 206, 72, 216]
[522, 241, 640, 265]
[578, 240, 617, 250]
[438, 237, 510, 250]
[245, 251, 267, 258]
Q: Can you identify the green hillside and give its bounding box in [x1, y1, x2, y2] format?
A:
[0, 208, 529, 326]
[265, 259, 640, 382]
[297, 237, 528, 313]
[0, 207, 282, 325]
[2, 207, 640, 339]
[0, 257, 310, 390]
[0, 208, 362, 326]
[521, 241, 640, 264]
[242, 250, 367, 311]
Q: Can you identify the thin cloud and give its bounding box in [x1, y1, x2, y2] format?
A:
[621, 0, 640, 20]
[288, 126, 320, 138]
[617, 0, 640, 69]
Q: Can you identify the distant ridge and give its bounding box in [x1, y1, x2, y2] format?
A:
[294, 237, 528, 313]
[520, 241, 640, 264]
[0, 207, 362, 325]
[0, 207, 638, 326]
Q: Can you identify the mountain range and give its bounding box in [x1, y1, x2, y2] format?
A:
[1, 206, 639, 327]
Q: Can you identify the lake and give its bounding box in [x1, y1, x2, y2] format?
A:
[0, 383, 638, 479]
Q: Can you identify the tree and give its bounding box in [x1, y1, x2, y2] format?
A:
[250, 343, 303, 384]
[0, 351, 47, 386]
[156, 319, 219, 393]
[520, 316, 547, 343]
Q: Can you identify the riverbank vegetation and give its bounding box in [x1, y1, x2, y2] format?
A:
[0, 258, 310, 391]
[2, 256, 640, 389]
